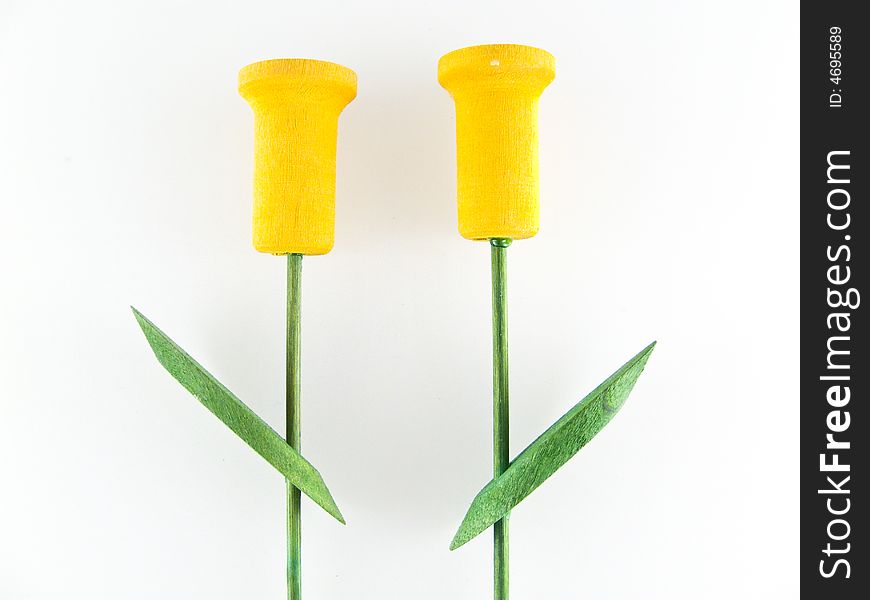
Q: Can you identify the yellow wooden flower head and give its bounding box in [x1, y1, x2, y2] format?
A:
[239, 59, 357, 255]
[438, 44, 555, 241]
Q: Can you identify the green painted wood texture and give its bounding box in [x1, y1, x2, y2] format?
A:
[490, 239, 511, 600]
[451, 341, 656, 550]
[285, 254, 303, 600]
[132, 307, 345, 524]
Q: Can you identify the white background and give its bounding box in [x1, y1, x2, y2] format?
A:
[0, 1, 799, 598]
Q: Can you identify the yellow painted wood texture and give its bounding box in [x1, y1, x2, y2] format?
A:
[239, 59, 357, 255]
[438, 45, 555, 241]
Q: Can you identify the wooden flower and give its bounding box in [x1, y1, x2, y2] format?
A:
[239, 59, 357, 255]
[438, 44, 555, 241]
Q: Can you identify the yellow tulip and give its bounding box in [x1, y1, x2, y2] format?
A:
[239, 59, 357, 255]
[438, 44, 555, 241]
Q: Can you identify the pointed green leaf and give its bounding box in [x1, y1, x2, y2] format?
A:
[450, 342, 655, 550]
[132, 307, 345, 524]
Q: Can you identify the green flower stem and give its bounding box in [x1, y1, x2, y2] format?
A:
[286, 254, 303, 600]
[490, 238, 511, 600]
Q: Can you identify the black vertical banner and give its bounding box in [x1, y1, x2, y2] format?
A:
[802, 2, 868, 596]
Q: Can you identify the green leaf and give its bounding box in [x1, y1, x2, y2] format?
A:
[450, 341, 655, 550]
[132, 307, 345, 524]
